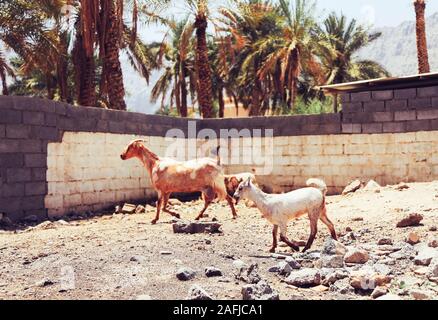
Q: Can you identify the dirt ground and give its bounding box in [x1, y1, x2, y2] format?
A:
[1, 181, 438, 300]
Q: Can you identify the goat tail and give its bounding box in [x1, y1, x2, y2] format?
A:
[307, 178, 328, 197]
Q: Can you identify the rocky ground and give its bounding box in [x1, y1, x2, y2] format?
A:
[1, 181, 438, 300]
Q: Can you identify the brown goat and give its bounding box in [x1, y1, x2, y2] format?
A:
[120, 140, 237, 224]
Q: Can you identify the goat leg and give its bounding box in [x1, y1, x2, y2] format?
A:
[280, 235, 300, 252]
[162, 193, 181, 219]
[151, 196, 163, 225]
[269, 225, 279, 253]
[226, 195, 238, 219]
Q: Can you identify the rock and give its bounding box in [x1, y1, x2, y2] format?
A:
[160, 251, 173, 255]
[312, 285, 329, 292]
[205, 267, 223, 278]
[396, 213, 423, 228]
[56, 220, 69, 226]
[121, 204, 136, 214]
[285, 269, 321, 288]
[430, 226, 437, 232]
[318, 255, 345, 269]
[389, 243, 417, 260]
[278, 262, 293, 276]
[232, 260, 247, 270]
[395, 183, 410, 191]
[344, 248, 369, 264]
[115, 205, 122, 213]
[322, 269, 349, 286]
[135, 205, 146, 214]
[35, 279, 55, 287]
[371, 286, 388, 299]
[352, 217, 364, 222]
[187, 285, 213, 300]
[176, 267, 196, 281]
[242, 280, 279, 301]
[345, 227, 353, 232]
[268, 265, 280, 273]
[322, 238, 348, 256]
[410, 290, 430, 300]
[329, 278, 354, 295]
[285, 257, 301, 270]
[173, 221, 222, 234]
[136, 295, 153, 300]
[378, 238, 393, 246]
[363, 180, 381, 192]
[376, 294, 402, 300]
[414, 267, 430, 276]
[428, 258, 438, 278]
[235, 264, 261, 284]
[428, 239, 438, 248]
[342, 180, 363, 195]
[130, 255, 145, 263]
[350, 273, 392, 291]
[406, 232, 421, 245]
[414, 247, 438, 266]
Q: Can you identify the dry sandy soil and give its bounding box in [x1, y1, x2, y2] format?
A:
[1, 181, 438, 300]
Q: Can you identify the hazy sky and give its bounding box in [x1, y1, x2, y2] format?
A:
[140, 0, 438, 43]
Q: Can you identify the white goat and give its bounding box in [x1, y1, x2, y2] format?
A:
[233, 178, 337, 253]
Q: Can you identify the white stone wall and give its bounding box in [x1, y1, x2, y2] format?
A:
[45, 130, 438, 217]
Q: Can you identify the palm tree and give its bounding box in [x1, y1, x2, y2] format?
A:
[414, 0, 430, 74]
[151, 17, 196, 117]
[256, 0, 324, 112]
[220, 0, 284, 115]
[0, 50, 14, 95]
[317, 13, 390, 111]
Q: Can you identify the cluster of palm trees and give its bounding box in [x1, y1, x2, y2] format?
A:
[0, 0, 431, 118]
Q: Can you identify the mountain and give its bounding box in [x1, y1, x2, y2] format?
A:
[357, 12, 438, 77]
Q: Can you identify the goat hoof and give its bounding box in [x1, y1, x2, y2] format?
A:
[151, 220, 158, 225]
[269, 248, 276, 253]
[174, 214, 181, 219]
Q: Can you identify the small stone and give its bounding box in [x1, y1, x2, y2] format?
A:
[396, 213, 423, 228]
[135, 205, 146, 214]
[242, 280, 279, 300]
[378, 238, 393, 246]
[344, 248, 369, 264]
[371, 286, 388, 299]
[429, 258, 438, 278]
[160, 251, 173, 255]
[410, 290, 430, 300]
[430, 226, 437, 232]
[350, 273, 391, 291]
[318, 255, 345, 269]
[173, 221, 222, 234]
[205, 267, 223, 278]
[136, 295, 153, 300]
[285, 257, 301, 270]
[346, 227, 353, 232]
[232, 260, 247, 270]
[278, 261, 293, 276]
[187, 285, 213, 300]
[428, 239, 438, 248]
[342, 180, 363, 195]
[35, 279, 54, 287]
[414, 247, 438, 266]
[329, 278, 354, 295]
[130, 255, 145, 263]
[321, 269, 349, 286]
[285, 269, 321, 288]
[414, 267, 429, 276]
[363, 180, 381, 192]
[268, 266, 280, 273]
[56, 220, 69, 226]
[120, 204, 136, 214]
[406, 232, 421, 245]
[176, 267, 196, 281]
[395, 183, 410, 191]
[322, 238, 347, 256]
[235, 264, 261, 284]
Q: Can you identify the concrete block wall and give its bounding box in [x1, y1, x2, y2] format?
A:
[1, 88, 438, 222]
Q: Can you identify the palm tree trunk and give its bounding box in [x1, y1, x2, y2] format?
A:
[218, 85, 225, 118]
[414, 0, 430, 74]
[180, 64, 188, 117]
[72, 30, 96, 107]
[1, 71, 8, 95]
[103, 0, 126, 110]
[194, 10, 214, 118]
